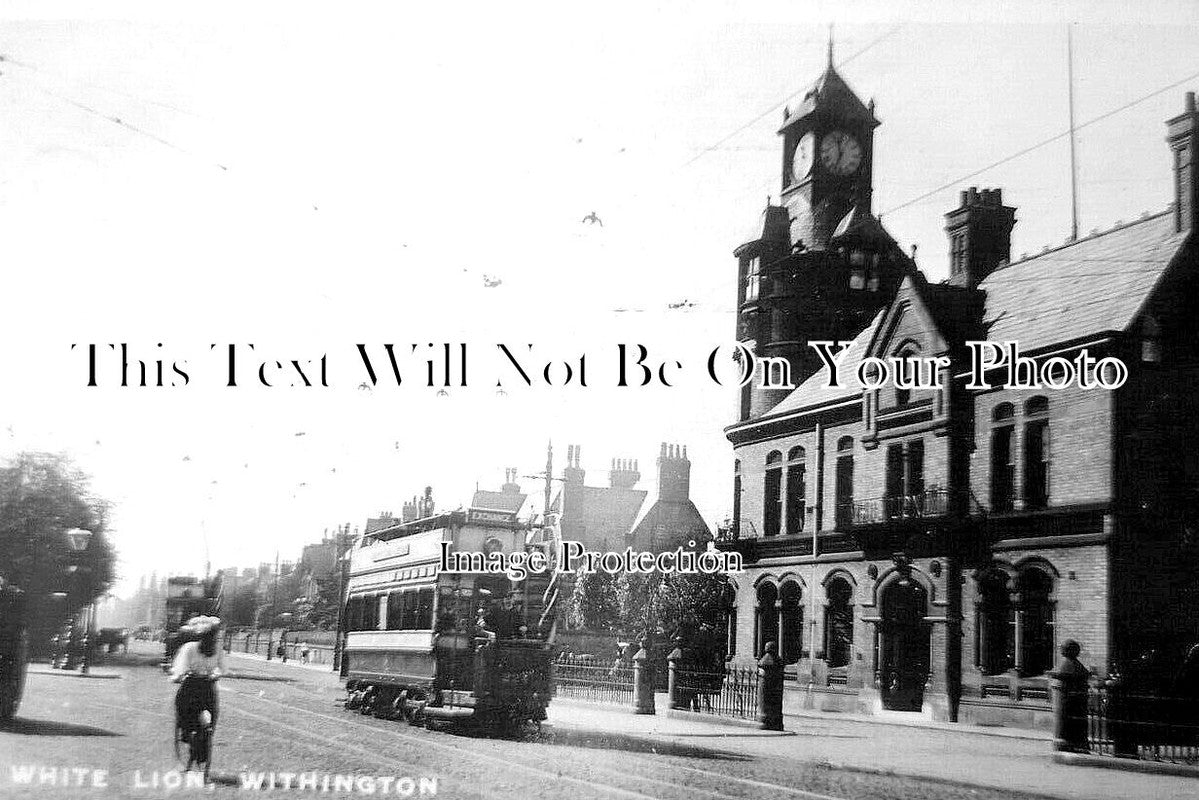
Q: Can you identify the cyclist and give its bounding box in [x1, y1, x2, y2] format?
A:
[169, 615, 224, 766]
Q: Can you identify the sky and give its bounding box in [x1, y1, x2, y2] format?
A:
[1, 1, 1197, 596]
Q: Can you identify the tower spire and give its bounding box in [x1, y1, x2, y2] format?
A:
[828, 24, 835, 68]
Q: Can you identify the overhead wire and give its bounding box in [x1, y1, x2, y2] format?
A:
[0, 52, 205, 119]
[681, 24, 905, 168]
[880, 65, 1199, 216]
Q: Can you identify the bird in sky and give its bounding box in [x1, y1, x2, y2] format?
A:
[581, 211, 603, 227]
[294, 431, 307, 437]
[482, 274, 502, 288]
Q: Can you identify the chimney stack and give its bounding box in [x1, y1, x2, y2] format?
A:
[563, 444, 585, 485]
[657, 442, 692, 503]
[401, 495, 420, 522]
[501, 467, 521, 494]
[944, 186, 1017, 289]
[609, 457, 641, 489]
[1168, 91, 1199, 233]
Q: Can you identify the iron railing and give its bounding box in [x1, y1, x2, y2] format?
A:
[552, 654, 634, 705]
[674, 664, 759, 720]
[848, 488, 951, 526]
[1083, 685, 1199, 764]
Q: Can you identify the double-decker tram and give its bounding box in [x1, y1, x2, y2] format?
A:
[162, 575, 220, 671]
[342, 505, 560, 732]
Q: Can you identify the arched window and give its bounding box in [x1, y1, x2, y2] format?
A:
[765, 451, 783, 537]
[722, 584, 738, 660]
[894, 349, 917, 407]
[975, 569, 1013, 675]
[755, 582, 779, 657]
[1023, 397, 1050, 510]
[732, 459, 742, 538]
[1017, 568, 1055, 677]
[991, 403, 1015, 512]
[835, 437, 855, 529]
[786, 447, 806, 534]
[824, 577, 854, 668]
[779, 581, 804, 665]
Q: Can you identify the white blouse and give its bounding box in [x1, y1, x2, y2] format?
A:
[170, 640, 225, 680]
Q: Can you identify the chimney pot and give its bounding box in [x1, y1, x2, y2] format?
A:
[959, 190, 968, 207]
[1188, 91, 1196, 113]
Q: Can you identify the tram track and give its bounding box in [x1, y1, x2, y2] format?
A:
[223, 679, 853, 800]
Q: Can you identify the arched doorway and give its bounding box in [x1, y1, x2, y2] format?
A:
[878, 577, 930, 711]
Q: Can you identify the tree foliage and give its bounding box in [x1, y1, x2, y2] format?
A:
[0, 452, 116, 650]
[616, 571, 732, 646]
[567, 569, 622, 632]
[570, 561, 733, 659]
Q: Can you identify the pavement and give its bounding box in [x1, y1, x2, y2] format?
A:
[225, 648, 337, 674]
[547, 697, 1199, 800]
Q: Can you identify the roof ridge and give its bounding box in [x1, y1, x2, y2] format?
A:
[998, 208, 1173, 273]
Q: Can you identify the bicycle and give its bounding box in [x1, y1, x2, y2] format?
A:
[174, 673, 217, 781]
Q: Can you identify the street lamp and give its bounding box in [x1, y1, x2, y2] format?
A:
[65, 528, 93, 553]
[63, 529, 93, 673]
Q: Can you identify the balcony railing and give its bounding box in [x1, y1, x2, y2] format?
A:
[844, 488, 951, 526]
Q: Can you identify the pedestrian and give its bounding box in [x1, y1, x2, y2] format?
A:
[300, 641, 310, 664]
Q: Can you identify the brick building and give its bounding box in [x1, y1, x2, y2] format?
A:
[551, 443, 710, 553]
[716, 55, 1199, 728]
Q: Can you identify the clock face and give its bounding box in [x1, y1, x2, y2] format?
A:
[820, 130, 863, 176]
[791, 132, 815, 182]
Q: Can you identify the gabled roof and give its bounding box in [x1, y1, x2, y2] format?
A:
[628, 498, 710, 551]
[765, 309, 886, 418]
[552, 485, 647, 549]
[740, 209, 1189, 430]
[980, 211, 1187, 350]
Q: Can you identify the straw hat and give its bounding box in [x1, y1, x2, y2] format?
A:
[184, 615, 222, 635]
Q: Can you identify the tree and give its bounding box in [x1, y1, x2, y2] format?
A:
[616, 571, 732, 651]
[0, 452, 116, 654]
[224, 583, 260, 628]
[566, 569, 621, 632]
[295, 574, 341, 630]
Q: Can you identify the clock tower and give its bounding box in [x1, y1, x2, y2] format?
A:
[779, 45, 880, 250]
[732, 45, 908, 422]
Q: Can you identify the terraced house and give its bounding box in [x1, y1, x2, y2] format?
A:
[716, 54, 1199, 728]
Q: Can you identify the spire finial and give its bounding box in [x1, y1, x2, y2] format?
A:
[828, 24, 835, 67]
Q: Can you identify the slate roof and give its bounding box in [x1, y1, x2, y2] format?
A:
[551, 485, 648, 550]
[470, 489, 527, 514]
[979, 210, 1185, 350]
[784, 64, 877, 126]
[750, 209, 1188, 424]
[628, 498, 710, 552]
[765, 309, 885, 417]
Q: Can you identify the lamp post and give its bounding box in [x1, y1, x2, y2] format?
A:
[64, 529, 93, 673]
